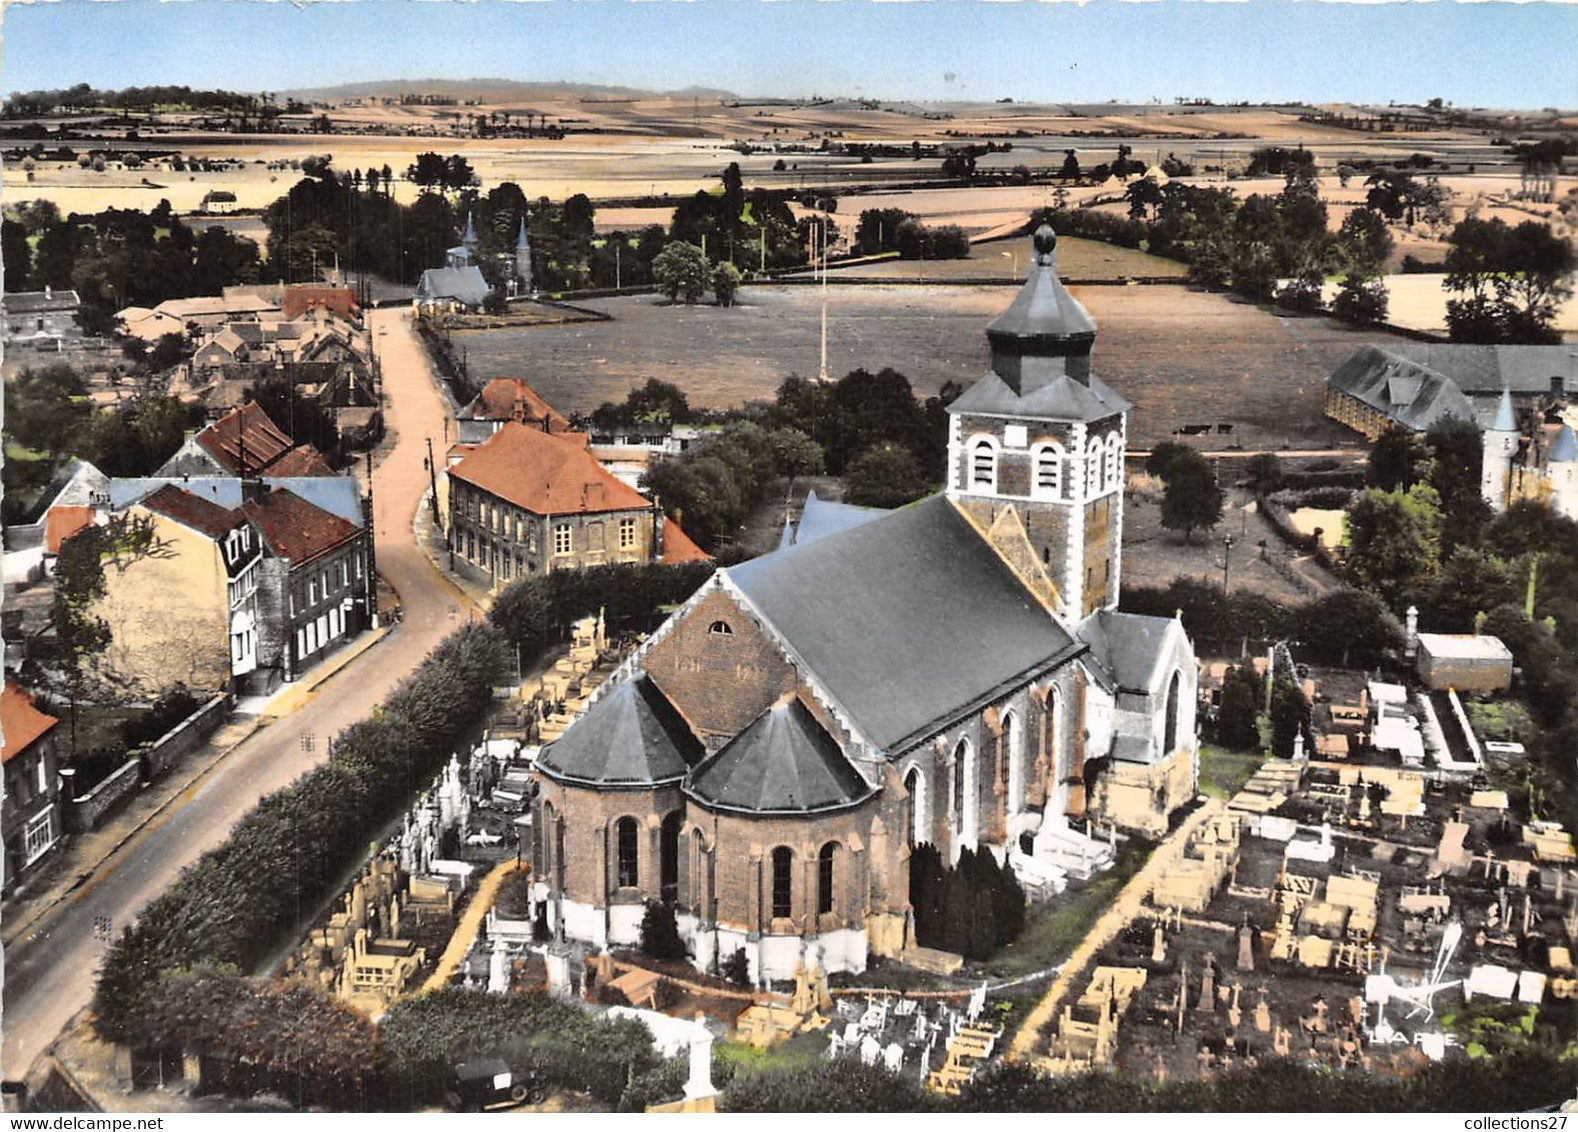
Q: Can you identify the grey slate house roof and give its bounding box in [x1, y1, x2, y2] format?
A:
[1078, 610, 1178, 693]
[415, 265, 489, 307]
[1381, 344, 1578, 398]
[686, 697, 875, 814]
[1326, 346, 1475, 432]
[729, 494, 1082, 753]
[777, 490, 888, 551]
[537, 676, 703, 788]
[3, 289, 81, 314]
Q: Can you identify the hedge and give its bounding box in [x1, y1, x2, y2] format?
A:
[92, 622, 509, 1044]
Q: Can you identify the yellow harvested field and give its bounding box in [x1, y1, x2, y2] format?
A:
[1320, 273, 1578, 336]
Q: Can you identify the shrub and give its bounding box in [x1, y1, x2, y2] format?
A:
[639, 901, 688, 962]
[722, 947, 751, 987]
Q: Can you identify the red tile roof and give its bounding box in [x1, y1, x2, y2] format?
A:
[2, 681, 58, 765]
[450, 421, 652, 517]
[660, 517, 711, 564]
[267, 445, 335, 477]
[139, 484, 245, 540]
[197, 402, 293, 474]
[45, 506, 94, 554]
[469, 379, 577, 435]
[242, 486, 361, 567]
[281, 285, 359, 320]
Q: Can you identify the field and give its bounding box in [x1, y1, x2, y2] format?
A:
[829, 235, 1188, 281]
[455, 279, 1409, 448]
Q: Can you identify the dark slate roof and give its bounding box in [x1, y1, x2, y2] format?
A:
[1325, 346, 1478, 432]
[778, 490, 889, 550]
[3, 290, 80, 314]
[1381, 344, 1578, 398]
[687, 697, 875, 815]
[729, 494, 1081, 752]
[417, 266, 489, 306]
[536, 675, 703, 788]
[1078, 610, 1177, 693]
[947, 368, 1131, 423]
[985, 255, 1097, 341]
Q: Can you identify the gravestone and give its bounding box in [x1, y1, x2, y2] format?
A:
[1253, 991, 1272, 1034]
[1236, 922, 1255, 972]
[683, 1017, 717, 1101]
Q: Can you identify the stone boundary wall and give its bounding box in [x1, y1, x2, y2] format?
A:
[63, 693, 231, 833]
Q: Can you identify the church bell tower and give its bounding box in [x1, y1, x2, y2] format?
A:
[946, 225, 1132, 625]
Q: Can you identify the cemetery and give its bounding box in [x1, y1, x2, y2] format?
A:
[1007, 675, 1578, 1085]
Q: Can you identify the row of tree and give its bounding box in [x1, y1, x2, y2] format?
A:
[851, 208, 971, 260]
[3, 198, 262, 334]
[908, 843, 1026, 961]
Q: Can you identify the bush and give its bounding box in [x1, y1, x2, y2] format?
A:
[722, 947, 751, 987]
[908, 844, 1024, 960]
[639, 901, 688, 962]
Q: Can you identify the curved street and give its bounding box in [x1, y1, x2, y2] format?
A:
[2, 308, 473, 1077]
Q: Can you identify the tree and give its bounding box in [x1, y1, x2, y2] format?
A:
[1144, 441, 1193, 482]
[1367, 425, 1428, 490]
[1269, 676, 1312, 758]
[1158, 449, 1224, 544]
[1497, 220, 1576, 343]
[1059, 150, 1081, 180]
[638, 902, 687, 961]
[1337, 206, 1395, 274]
[844, 442, 928, 509]
[1291, 589, 1404, 667]
[1332, 275, 1389, 326]
[711, 260, 742, 307]
[1342, 485, 1443, 602]
[2, 217, 31, 290]
[1215, 665, 1263, 749]
[406, 151, 448, 192]
[1245, 453, 1283, 497]
[652, 240, 709, 303]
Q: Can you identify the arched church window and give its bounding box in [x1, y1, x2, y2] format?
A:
[1087, 438, 1104, 496]
[1164, 670, 1182, 755]
[818, 842, 838, 915]
[904, 767, 925, 846]
[970, 437, 996, 490]
[1033, 443, 1062, 498]
[771, 846, 794, 920]
[952, 738, 969, 826]
[1106, 433, 1122, 493]
[709, 620, 733, 636]
[616, 816, 639, 888]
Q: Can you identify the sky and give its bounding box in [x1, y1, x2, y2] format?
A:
[2, 0, 1575, 109]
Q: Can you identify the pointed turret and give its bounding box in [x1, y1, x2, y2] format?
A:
[516, 217, 529, 251]
[462, 211, 478, 249]
[1481, 381, 1522, 513]
[984, 225, 1098, 392]
[1548, 424, 1578, 520]
[1493, 383, 1518, 434]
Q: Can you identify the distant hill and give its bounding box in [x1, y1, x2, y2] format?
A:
[281, 78, 737, 103]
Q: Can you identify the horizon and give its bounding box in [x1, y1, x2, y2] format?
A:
[4, 0, 1577, 111]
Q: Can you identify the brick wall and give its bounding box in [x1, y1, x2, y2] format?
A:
[643, 590, 796, 748]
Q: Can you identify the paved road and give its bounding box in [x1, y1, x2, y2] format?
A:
[2, 309, 475, 1077]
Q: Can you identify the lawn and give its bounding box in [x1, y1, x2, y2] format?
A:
[832, 235, 1188, 282]
[1198, 743, 1266, 801]
[973, 837, 1153, 980]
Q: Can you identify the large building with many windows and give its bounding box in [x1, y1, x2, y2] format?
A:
[530, 228, 1199, 983]
[444, 421, 707, 588]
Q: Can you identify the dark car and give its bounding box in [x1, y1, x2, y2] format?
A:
[448, 1058, 547, 1112]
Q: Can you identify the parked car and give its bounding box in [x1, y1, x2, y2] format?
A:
[448, 1058, 546, 1111]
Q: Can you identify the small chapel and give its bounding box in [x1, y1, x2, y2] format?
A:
[530, 227, 1201, 982]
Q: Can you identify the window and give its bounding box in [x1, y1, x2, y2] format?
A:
[355, 555, 363, 578]
[308, 580, 318, 604]
[1106, 433, 1122, 492]
[528, 526, 538, 554]
[709, 620, 733, 636]
[340, 560, 350, 587]
[322, 570, 331, 594]
[616, 817, 639, 888]
[661, 812, 682, 905]
[952, 739, 969, 824]
[466, 531, 476, 560]
[1034, 444, 1062, 498]
[1164, 671, 1182, 755]
[904, 768, 924, 847]
[37, 755, 48, 797]
[23, 809, 53, 866]
[771, 846, 794, 920]
[1087, 438, 1105, 496]
[554, 525, 573, 556]
[619, 517, 637, 549]
[817, 843, 836, 916]
[970, 437, 995, 490]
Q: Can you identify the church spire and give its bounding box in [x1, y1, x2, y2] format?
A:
[985, 225, 1098, 393]
[462, 211, 478, 249]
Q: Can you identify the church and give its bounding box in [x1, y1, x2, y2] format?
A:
[530, 227, 1200, 982]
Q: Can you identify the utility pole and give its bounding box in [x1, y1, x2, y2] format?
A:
[426, 437, 441, 523]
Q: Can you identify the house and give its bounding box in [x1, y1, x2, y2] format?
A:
[78, 485, 261, 698]
[1325, 344, 1578, 516]
[282, 284, 359, 322]
[3, 287, 82, 345]
[413, 266, 490, 315]
[200, 190, 238, 214]
[456, 378, 578, 445]
[117, 286, 283, 341]
[1415, 633, 1514, 694]
[2, 681, 63, 893]
[1, 458, 109, 586]
[530, 227, 1200, 980]
[445, 421, 707, 589]
[241, 486, 371, 682]
[156, 402, 334, 479]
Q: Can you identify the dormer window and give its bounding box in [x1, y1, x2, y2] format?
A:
[709, 620, 733, 636]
